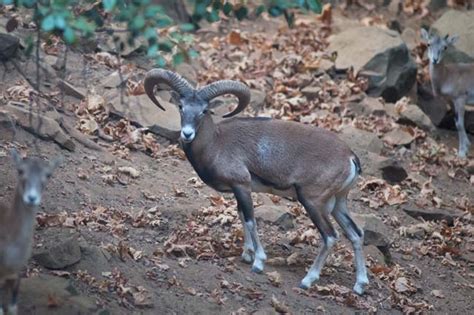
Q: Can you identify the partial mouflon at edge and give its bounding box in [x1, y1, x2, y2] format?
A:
[0, 150, 60, 315]
[421, 29, 473, 158]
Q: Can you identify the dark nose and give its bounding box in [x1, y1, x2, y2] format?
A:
[183, 131, 193, 138]
[28, 195, 37, 203]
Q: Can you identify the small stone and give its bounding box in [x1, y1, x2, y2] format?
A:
[301, 86, 321, 101]
[360, 97, 386, 116]
[383, 128, 415, 146]
[399, 104, 436, 132]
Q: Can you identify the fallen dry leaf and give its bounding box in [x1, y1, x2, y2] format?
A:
[266, 271, 282, 287]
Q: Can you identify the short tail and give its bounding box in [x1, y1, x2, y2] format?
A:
[351, 152, 362, 175]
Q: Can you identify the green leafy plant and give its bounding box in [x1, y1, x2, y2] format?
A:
[1, 0, 322, 65]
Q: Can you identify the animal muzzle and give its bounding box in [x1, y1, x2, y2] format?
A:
[23, 189, 41, 206]
[181, 126, 196, 143]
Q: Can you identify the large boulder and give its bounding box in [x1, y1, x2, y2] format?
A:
[328, 26, 417, 102]
[0, 33, 19, 61]
[432, 10, 474, 63]
[107, 92, 180, 135]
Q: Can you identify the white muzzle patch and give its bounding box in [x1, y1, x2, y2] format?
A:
[181, 125, 196, 143]
[23, 188, 41, 206]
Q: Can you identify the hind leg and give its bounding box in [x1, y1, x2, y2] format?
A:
[297, 188, 339, 289]
[233, 185, 267, 273]
[333, 194, 368, 295]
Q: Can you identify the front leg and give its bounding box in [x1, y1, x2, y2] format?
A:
[454, 97, 471, 158]
[232, 185, 267, 273]
[238, 211, 255, 264]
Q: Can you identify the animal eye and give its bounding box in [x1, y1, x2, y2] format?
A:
[202, 109, 208, 114]
[18, 169, 24, 176]
[444, 46, 447, 50]
[427, 44, 430, 47]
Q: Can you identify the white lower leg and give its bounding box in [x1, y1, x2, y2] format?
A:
[300, 236, 337, 289]
[352, 239, 369, 295]
[239, 212, 255, 263]
[245, 220, 267, 273]
[455, 99, 470, 158]
[6, 304, 17, 315]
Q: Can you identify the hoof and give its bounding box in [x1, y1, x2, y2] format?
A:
[251, 264, 264, 274]
[353, 281, 368, 295]
[241, 252, 253, 264]
[299, 282, 310, 290]
[251, 266, 263, 274]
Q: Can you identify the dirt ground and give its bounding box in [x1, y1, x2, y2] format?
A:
[1, 3, 473, 315]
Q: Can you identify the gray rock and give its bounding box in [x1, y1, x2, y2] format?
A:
[102, 71, 128, 89]
[57, 80, 86, 100]
[4, 102, 76, 151]
[352, 213, 391, 248]
[403, 207, 463, 226]
[0, 33, 19, 61]
[364, 245, 387, 265]
[432, 10, 474, 62]
[328, 26, 417, 102]
[301, 86, 321, 101]
[401, 28, 418, 51]
[33, 237, 81, 269]
[399, 104, 436, 132]
[350, 96, 386, 117]
[340, 125, 384, 156]
[256, 205, 294, 231]
[352, 213, 392, 263]
[383, 128, 415, 146]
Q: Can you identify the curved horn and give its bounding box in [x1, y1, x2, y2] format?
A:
[144, 69, 194, 111]
[197, 80, 251, 118]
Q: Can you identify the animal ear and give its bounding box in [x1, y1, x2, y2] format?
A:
[10, 148, 23, 168]
[446, 34, 459, 45]
[420, 28, 430, 41]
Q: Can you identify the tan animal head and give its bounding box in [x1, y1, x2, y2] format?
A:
[421, 29, 459, 65]
[11, 149, 61, 207]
